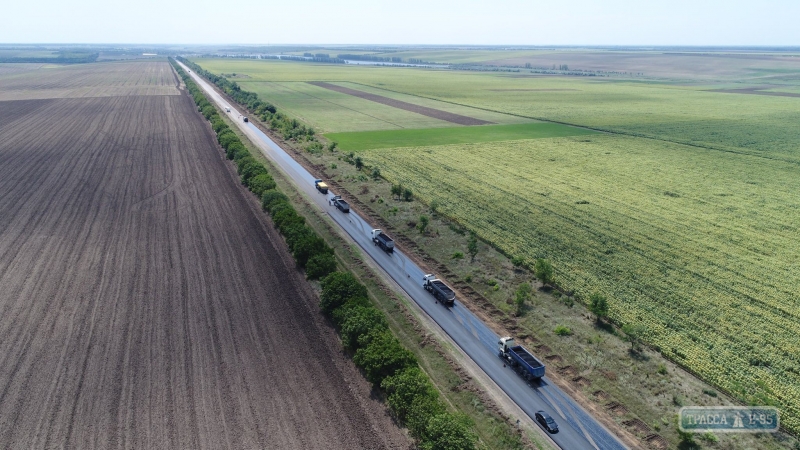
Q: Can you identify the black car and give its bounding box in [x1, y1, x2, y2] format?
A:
[535, 411, 559, 433]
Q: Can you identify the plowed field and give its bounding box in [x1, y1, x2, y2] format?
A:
[0, 62, 407, 449]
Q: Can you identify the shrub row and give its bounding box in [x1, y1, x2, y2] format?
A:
[172, 58, 475, 448]
[170, 57, 337, 280]
[321, 272, 477, 450]
[177, 56, 277, 116]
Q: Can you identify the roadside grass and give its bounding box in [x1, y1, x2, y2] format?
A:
[212, 106, 552, 450]
[326, 122, 596, 151]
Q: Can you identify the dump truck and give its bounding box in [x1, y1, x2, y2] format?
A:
[314, 179, 329, 194]
[422, 274, 455, 306]
[331, 195, 350, 213]
[371, 229, 394, 253]
[498, 337, 546, 381]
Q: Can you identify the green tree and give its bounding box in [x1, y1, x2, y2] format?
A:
[589, 292, 609, 323]
[402, 188, 413, 202]
[305, 252, 337, 280]
[261, 189, 288, 211]
[292, 233, 330, 269]
[381, 367, 439, 424]
[355, 156, 364, 170]
[390, 183, 403, 200]
[534, 258, 554, 285]
[420, 413, 477, 450]
[622, 323, 646, 351]
[514, 283, 532, 316]
[353, 330, 417, 385]
[371, 167, 381, 180]
[248, 173, 276, 197]
[320, 272, 368, 315]
[417, 215, 429, 234]
[467, 232, 478, 262]
[406, 395, 446, 439]
[328, 141, 337, 152]
[340, 305, 388, 350]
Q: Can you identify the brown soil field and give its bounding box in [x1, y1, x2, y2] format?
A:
[0, 62, 408, 449]
[308, 81, 494, 125]
[0, 61, 178, 100]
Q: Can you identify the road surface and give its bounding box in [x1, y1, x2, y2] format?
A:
[178, 60, 629, 450]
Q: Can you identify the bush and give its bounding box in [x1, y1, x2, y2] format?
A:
[212, 119, 228, 133]
[419, 412, 477, 450]
[305, 252, 337, 280]
[320, 272, 368, 315]
[554, 325, 572, 336]
[235, 156, 257, 175]
[339, 305, 388, 350]
[589, 292, 609, 322]
[261, 189, 288, 211]
[331, 296, 372, 327]
[451, 252, 464, 259]
[225, 141, 246, 159]
[240, 161, 268, 185]
[534, 258, 554, 285]
[406, 396, 446, 440]
[353, 330, 417, 385]
[217, 130, 237, 147]
[248, 173, 276, 197]
[511, 256, 525, 267]
[291, 233, 330, 268]
[381, 367, 439, 423]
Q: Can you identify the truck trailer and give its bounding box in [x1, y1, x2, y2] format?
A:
[314, 179, 329, 194]
[371, 229, 394, 253]
[498, 337, 546, 381]
[330, 195, 350, 213]
[422, 274, 455, 306]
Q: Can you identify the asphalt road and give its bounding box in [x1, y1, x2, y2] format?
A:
[178, 61, 628, 450]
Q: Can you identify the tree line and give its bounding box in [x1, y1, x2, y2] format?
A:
[170, 58, 477, 449]
[337, 54, 402, 63]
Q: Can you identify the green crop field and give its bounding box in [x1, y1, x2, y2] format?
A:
[326, 123, 595, 150]
[238, 80, 529, 133]
[363, 135, 800, 432]
[193, 56, 800, 434]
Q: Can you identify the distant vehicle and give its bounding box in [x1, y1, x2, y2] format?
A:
[498, 336, 546, 381]
[371, 229, 394, 253]
[243, 117, 249, 122]
[535, 411, 559, 433]
[225, 107, 231, 113]
[422, 274, 455, 306]
[314, 179, 328, 194]
[331, 195, 350, 213]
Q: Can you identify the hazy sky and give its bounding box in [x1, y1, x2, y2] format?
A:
[3, 0, 798, 45]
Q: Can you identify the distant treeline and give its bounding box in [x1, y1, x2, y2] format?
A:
[0, 52, 99, 64]
[171, 56, 478, 449]
[338, 54, 402, 63]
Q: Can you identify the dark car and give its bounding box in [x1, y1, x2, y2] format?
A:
[535, 411, 559, 433]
